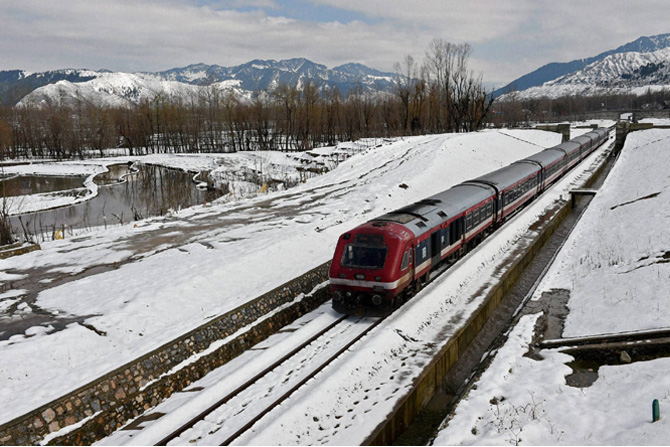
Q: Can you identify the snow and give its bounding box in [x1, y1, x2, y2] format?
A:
[505, 47, 670, 100]
[0, 128, 570, 428]
[434, 125, 670, 444]
[14, 122, 665, 446]
[18, 72, 250, 108]
[434, 314, 670, 445]
[231, 133, 614, 446]
[0, 151, 321, 216]
[531, 127, 670, 337]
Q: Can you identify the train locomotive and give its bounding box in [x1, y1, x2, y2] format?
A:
[329, 127, 609, 315]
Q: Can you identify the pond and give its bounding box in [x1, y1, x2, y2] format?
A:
[0, 175, 87, 197]
[9, 164, 222, 241]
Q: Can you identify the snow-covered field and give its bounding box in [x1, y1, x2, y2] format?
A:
[434, 126, 670, 445]
[0, 128, 568, 427]
[3, 122, 640, 446]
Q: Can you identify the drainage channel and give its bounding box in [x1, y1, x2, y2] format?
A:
[543, 330, 670, 388]
[393, 147, 618, 446]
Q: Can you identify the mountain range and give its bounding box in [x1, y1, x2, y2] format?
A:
[4, 33, 670, 107]
[495, 33, 670, 99]
[0, 59, 395, 107]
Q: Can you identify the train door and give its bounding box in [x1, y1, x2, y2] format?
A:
[495, 194, 503, 224]
[450, 216, 464, 254]
[430, 231, 440, 266]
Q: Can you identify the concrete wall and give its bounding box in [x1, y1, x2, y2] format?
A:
[535, 123, 571, 142]
[615, 122, 657, 150]
[0, 262, 331, 446]
[365, 144, 612, 445]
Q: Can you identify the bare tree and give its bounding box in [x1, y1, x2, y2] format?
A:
[0, 113, 14, 244]
[394, 55, 419, 132]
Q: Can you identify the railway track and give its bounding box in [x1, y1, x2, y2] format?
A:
[110, 313, 383, 446]
[98, 134, 615, 447]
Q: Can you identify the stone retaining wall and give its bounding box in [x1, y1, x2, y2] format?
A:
[365, 145, 612, 445]
[0, 262, 331, 446]
[0, 243, 40, 260]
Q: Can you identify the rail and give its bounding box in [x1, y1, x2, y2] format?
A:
[152, 315, 383, 446]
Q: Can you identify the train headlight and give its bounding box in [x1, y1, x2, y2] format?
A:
[371, 295, 382, 306]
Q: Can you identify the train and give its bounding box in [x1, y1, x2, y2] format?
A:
[329, 127, 609, 315]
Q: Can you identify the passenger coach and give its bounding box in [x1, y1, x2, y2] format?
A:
[330, 127, 609, 315]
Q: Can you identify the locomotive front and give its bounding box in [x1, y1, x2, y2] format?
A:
[329, 221, 414, 315]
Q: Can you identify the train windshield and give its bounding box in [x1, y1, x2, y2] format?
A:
[341, 244, 387, 269]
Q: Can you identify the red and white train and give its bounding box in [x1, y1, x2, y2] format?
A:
[329, 128, 609, 315]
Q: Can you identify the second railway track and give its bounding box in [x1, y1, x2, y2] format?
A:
[98, 309, 382, 446]
[160, 314, 381, 446]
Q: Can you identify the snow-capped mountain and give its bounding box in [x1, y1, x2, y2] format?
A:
[509, 46, 670, 100]
[158, 59, 394, 91]
[2, 58, 396, 107]
[19, 72, 250, 108]
[496, 33, 670, 99]
[0, 69, 104, 106]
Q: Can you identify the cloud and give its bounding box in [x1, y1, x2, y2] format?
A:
[1, 0, 670, 85]
[0, 0, 424, 73]
[306, 0, 538, 43]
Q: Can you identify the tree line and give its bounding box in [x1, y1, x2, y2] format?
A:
[492, 86, 670, 127]
[0, 39, 494, 161]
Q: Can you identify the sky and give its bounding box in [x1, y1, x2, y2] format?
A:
[2, 0, 670, 88]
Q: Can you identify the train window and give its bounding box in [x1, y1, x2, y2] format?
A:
[341, 244, 387, 269]
[466, 212, 472, 230]
[400, 251, 409, 270]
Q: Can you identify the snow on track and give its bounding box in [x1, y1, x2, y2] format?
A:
[1, 128, 593, 428]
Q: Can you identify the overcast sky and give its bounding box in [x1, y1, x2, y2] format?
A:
[2, 0, 669, 87]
